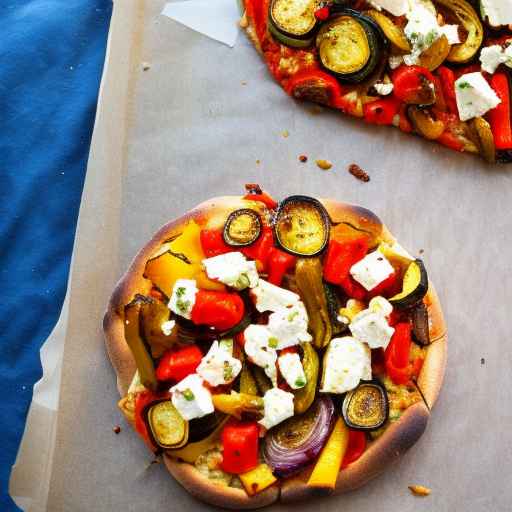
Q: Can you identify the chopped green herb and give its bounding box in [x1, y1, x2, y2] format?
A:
[235, 273, 250, 289]
[183, 389, 195, 401]
[268, 337, 279, 349]
[176, 299, 190, 313]
[223, 364, 233, 381]
[458, 81, 471, 89]
[288, 311, 299, 322]
[294, 378, 306, 388]
[176, 287, 186, 297]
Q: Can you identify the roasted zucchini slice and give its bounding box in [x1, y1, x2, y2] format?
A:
[145, 399, 188, 449]
[341, 381, 389, 431]
[471, 117, 496, 164]
[274, 195, 330, 256]
[435, 0, 483, 63]
[389, 259, 428, 309]
[223, 209, 262, 247]
[269, 0, 320, 48]
[293, 342, 320, 414]
[316, 9, 385, 83]
[124, 296, 157, 391]
[365, 9, 410, 52]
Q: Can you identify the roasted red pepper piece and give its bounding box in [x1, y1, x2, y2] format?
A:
[363, 97, 401, 125]
[285, 69, 345, 108]
[385, 322, 413, 384]
[392, 65, 435, 105]
[241, 226, 274, 271]
[134, 390, 169, 450]
[488, 73, 512, 150]
[220, 420, 259, 474]
[437, 66, 458, 115]
[191, 290, 245, 331]
[156, 345, 203, 383]
[200, 229, 232, 257]
[267, 247, 296, 286]
[323, 239, 368, 285]
[243, 184, 278, 210]
[314, 6, 330, 20]
[341, 430, 367, 468]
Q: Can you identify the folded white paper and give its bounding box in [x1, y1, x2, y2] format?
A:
[162, 0, 241, 48]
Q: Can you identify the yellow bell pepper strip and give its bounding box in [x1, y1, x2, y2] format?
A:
[212, 392, 264, 420]
[307, 417, 350, 490]
[239, 463, 278, 496]
[239, 363, 259, 395]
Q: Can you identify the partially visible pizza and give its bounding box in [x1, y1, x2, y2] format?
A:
[240, 0, 512, 163]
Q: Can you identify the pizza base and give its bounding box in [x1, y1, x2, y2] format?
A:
[103, 196, 447, 509]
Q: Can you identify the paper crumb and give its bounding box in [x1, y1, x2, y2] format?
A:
[299, 155, 308, 162]
[241, 80, 247, 85]
[256, 159, 260, 165]
[281, 130, 289, 138]
[142, 61, 151, 71]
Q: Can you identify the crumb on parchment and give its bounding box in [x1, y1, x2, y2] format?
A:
[299, 155, 308, 163]
[408, 485, 431, 497]
[141, 62, 151, 71]
[348, 163, 370, 182]
[113, 425, 121, 434]
[316, 159, 332, 170]
[282, 130, 289, 138]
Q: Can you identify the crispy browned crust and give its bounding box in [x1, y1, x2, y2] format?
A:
[103, 195, 447, 509]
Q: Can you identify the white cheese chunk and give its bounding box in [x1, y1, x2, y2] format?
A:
[480, 0, 512, 27]
[480, 45, 507, 74]
[243, 324, 278, 386]
[203, 251, 258, 290]
[267, 303, 312, 349]
[369, 0, 408, 16]
[350, 250, 395, 291]
[161, 320, 176, 336]
[196, 340, 242, 386]
[439, 24, 460, 44]
[368, 296, 394, 317]
[321, 337, 372, 394]
[128, 370, 146, 394]
[505, 44, 512, 68]
[251, 279, 300, 312]
[455, 72, 501, 121]
[168, 279, 198, 319]
[278, 352, 307, 389]
[171, 374, 214, 420]
[374, 82, 394, 95]
[349, 309, 395, 350]
[259, 388, 295, 430]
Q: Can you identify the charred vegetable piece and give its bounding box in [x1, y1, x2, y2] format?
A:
[240, 363, 259, 395]
[316, 10, 385, 83]
[342, 381, 389, 430]
[145, 399, 188, 449]
[411, 302, 431, 346]
[324, 283, 345, 335]
[365, 9, 410, 52]
[417, 35, 450, 71]
[239, 463, 277, 496]
[268, 0, 320, 48]
[389, 259, 428, 309]
[140, 297, 177, 358]
[293, 342, 320, 414]
[188, 411, 226, 443]
[124, 296, 157, 391]
[263, 397, 335, 477]
[307, 417, 349, 490]
[219, 312, 252, 339]
[212, 392, 264, 420]
[408, 106, 445, 140]
[435, 0, 483, 63]
[295, 257, 332, 349]
[274, 196, 330, 257]
[223, 209, 262, 247]
[253, 366, 273, 394]
[168, 417, 229, 463]
[471, 117, 496, 164]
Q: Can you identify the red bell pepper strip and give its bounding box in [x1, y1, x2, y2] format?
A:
[363, 97, 401, 125]
[323, 239, 368, 285]
[341, 430, 367, 468]
[385, 356, 411, 385]
[234, 330, 246, 349]
[134, 390, 169, 450]
[243, 184, 278, 210]
[437, 66, 458, 115]
[397, 103, 413, 133]
[285, 69, 345, 109]
[367, 271, 397, 298]
[314, 6, 330, 20]
[488, 73, 512, 150]
[191, 290, 245, 331]
[437, 130, 465, 152]
[220, 420, 259, 474]
[267, 247, 296, 286]
[241, 227, 274, 271]
[392, 65, 435, 104]
[156, 345, 203, 383]
[200, 229, 232, 258]
[385, 322, 413, 384]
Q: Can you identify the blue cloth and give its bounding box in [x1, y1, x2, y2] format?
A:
[0, 2, 112, 510]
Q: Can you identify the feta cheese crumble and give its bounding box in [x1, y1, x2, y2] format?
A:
[161, 319, 176, 336]
[480, 0, 512, 27]
[278, 352, 307, 389]
[374, 82, 394, 95]
[350, 250, 395, 291]
[267, 302, 312, 349]
[251, 279, 300, 312]
[196, 340, 242, 386]
[259, 388, 295, 430]
[455, 72, 501, 121]
[203, 252, 258, 290]
[168, 279, 198, 319]
[171, 374, 214, 420]
[369, 0, 408, 16]
[439, 24, 460, 45]
[349, 307, 395, 350]
[321, 337, 372, 394]
[480, 44, 512, 74]
[243, 324, 278, 386]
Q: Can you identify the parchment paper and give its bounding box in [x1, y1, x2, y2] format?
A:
[43, 0, 512, 510]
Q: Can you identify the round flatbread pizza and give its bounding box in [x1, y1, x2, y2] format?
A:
[240, 0, 512, 164]
[104, 185, 447, 509]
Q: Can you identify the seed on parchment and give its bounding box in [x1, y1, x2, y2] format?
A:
[408, 485, 431, 496]
[299, 155, 308, 163]
[316, 159, 332, 170]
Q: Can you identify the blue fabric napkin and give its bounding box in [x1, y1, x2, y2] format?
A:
[0, 2, 112, 509]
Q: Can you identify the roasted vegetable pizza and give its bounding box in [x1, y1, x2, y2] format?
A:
[104, 185, 447, 508]
[240, 0, 512, 163]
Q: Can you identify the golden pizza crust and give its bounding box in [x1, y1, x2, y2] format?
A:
[103, 195, 447, 509]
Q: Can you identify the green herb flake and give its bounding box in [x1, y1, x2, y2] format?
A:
[294, 378, 306, 388]
[458, 81, 472, 90]
[183, 389, 195, 401]
[176, 287, 186, 297]
[268, 337, 279, 349]
[176, 299, 190, 313]
[235, 273, 250, 289]
[287, 311, 299, 322]
[223, 364, 233, 381]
